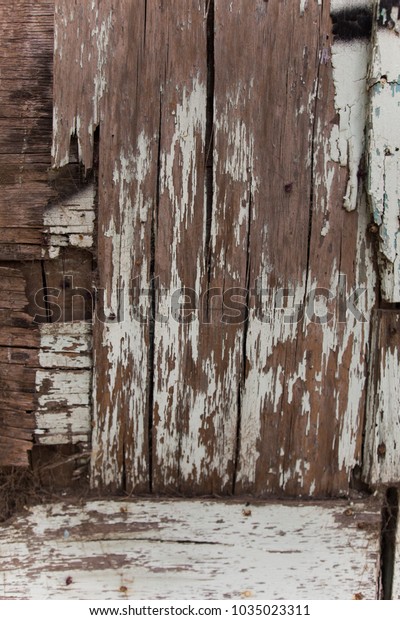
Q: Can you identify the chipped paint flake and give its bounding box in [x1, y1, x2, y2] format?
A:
[35, 323, 92, 445]
[0, 499, 380, 600]
[368, 25, 400, 301]
[43, 184, 95, 257]
[330, 40, 369, 212]
[91, 132, 154, 489]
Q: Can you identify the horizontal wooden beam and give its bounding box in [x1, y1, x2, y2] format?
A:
[0, 498, 381, 599]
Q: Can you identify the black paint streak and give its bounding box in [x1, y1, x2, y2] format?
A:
[331, 8, 373, 41]
[378, 1, 400, 29]
[380, 487, 399, 599]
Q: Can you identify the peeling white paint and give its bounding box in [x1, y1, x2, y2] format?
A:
[330, 0, 373, 9]
[0, 499, 380, 600]
[43, 184, 95, 257]
[299, 0, 308, 15]
[368, 29, 400, 301]
[91, 131, 154, 489]
[35, 323, 93, 445]
[363, 313, 400, 486]
[154, 77, 216, 488]
[92, 11, 112, 126]
[330, 40, 370, 212]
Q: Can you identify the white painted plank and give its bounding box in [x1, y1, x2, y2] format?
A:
[39, 322, 92, 369]
[363, 311, 400, 486]
[36, 370, 91, 401]
[330, 39, 369, 212]
[43, 184, 95, 255]
[368, 16, 400, 302]
[36, 408, 91, 444]
[34, 322, 93, 444]
[0, 499, 380, 600]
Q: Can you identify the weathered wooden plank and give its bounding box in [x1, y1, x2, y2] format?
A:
[52, 0, 158, 491]
[0, 262, 41, 465]
[151, 2, 221, 493]
[367, 1, 400, 302]
[363, 310, 400, 486]
[35, 368, 92, 446]
[0, 0, 54, 261]
[43, 184, 95, 259]
[50, 0, 379, 497]
[0, 436, 32, 467]
[0, 363, 36, 391]
[0, 348, 38, 367]
[34, 322, 93, 445]
[0, 498, 381, 599]
[235, 0, 377, 497]
[39, 322, 92, 369]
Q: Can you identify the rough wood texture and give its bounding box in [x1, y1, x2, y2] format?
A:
[52, 0, 156, 492]
[43, 183, 95, 259]
[0, 0, 54, 261]
[0, 260, 93, 461]
[367, 0, 400, 302]
[237, 0, 377, 496]
[363, 310, 400, 487]
[0, 264, 40, 466]
[51, 0, 378, 496]
[35, 322, 92, 446]
[0, 498, 381, 600]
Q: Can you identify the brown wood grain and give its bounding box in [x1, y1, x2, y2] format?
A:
[0, 0, 54, 261]
[233, 0, 377, 496]
[363, 310, 400, 487]
[151, 1, 217, 493]
[51, 0, 378, 497]
[0, 263, 40, 466]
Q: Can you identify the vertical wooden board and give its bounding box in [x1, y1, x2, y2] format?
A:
[52, 0, 100, 169]
[367, 0, 400, 302]
[91, 1, 163, 492]
[277, 2, 377, 496]
[152, 1, 227, 493]
[0, 0, 54, 260]
[222, 0, 320, 496]
[236, 0, 377, 497]
[363, 310, 400, 486]
[53, 0, 158, 491]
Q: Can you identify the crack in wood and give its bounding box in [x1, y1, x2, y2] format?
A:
[233, 183, 252, 495]
[380, 487, 399, 599]
[147, 97, 163, 495]
[204, 0, 215, 320]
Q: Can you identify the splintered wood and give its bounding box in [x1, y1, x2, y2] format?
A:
[0, 499, 381, 600]
[0, 265, 40, 466]
[51, 0, 377, 495]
